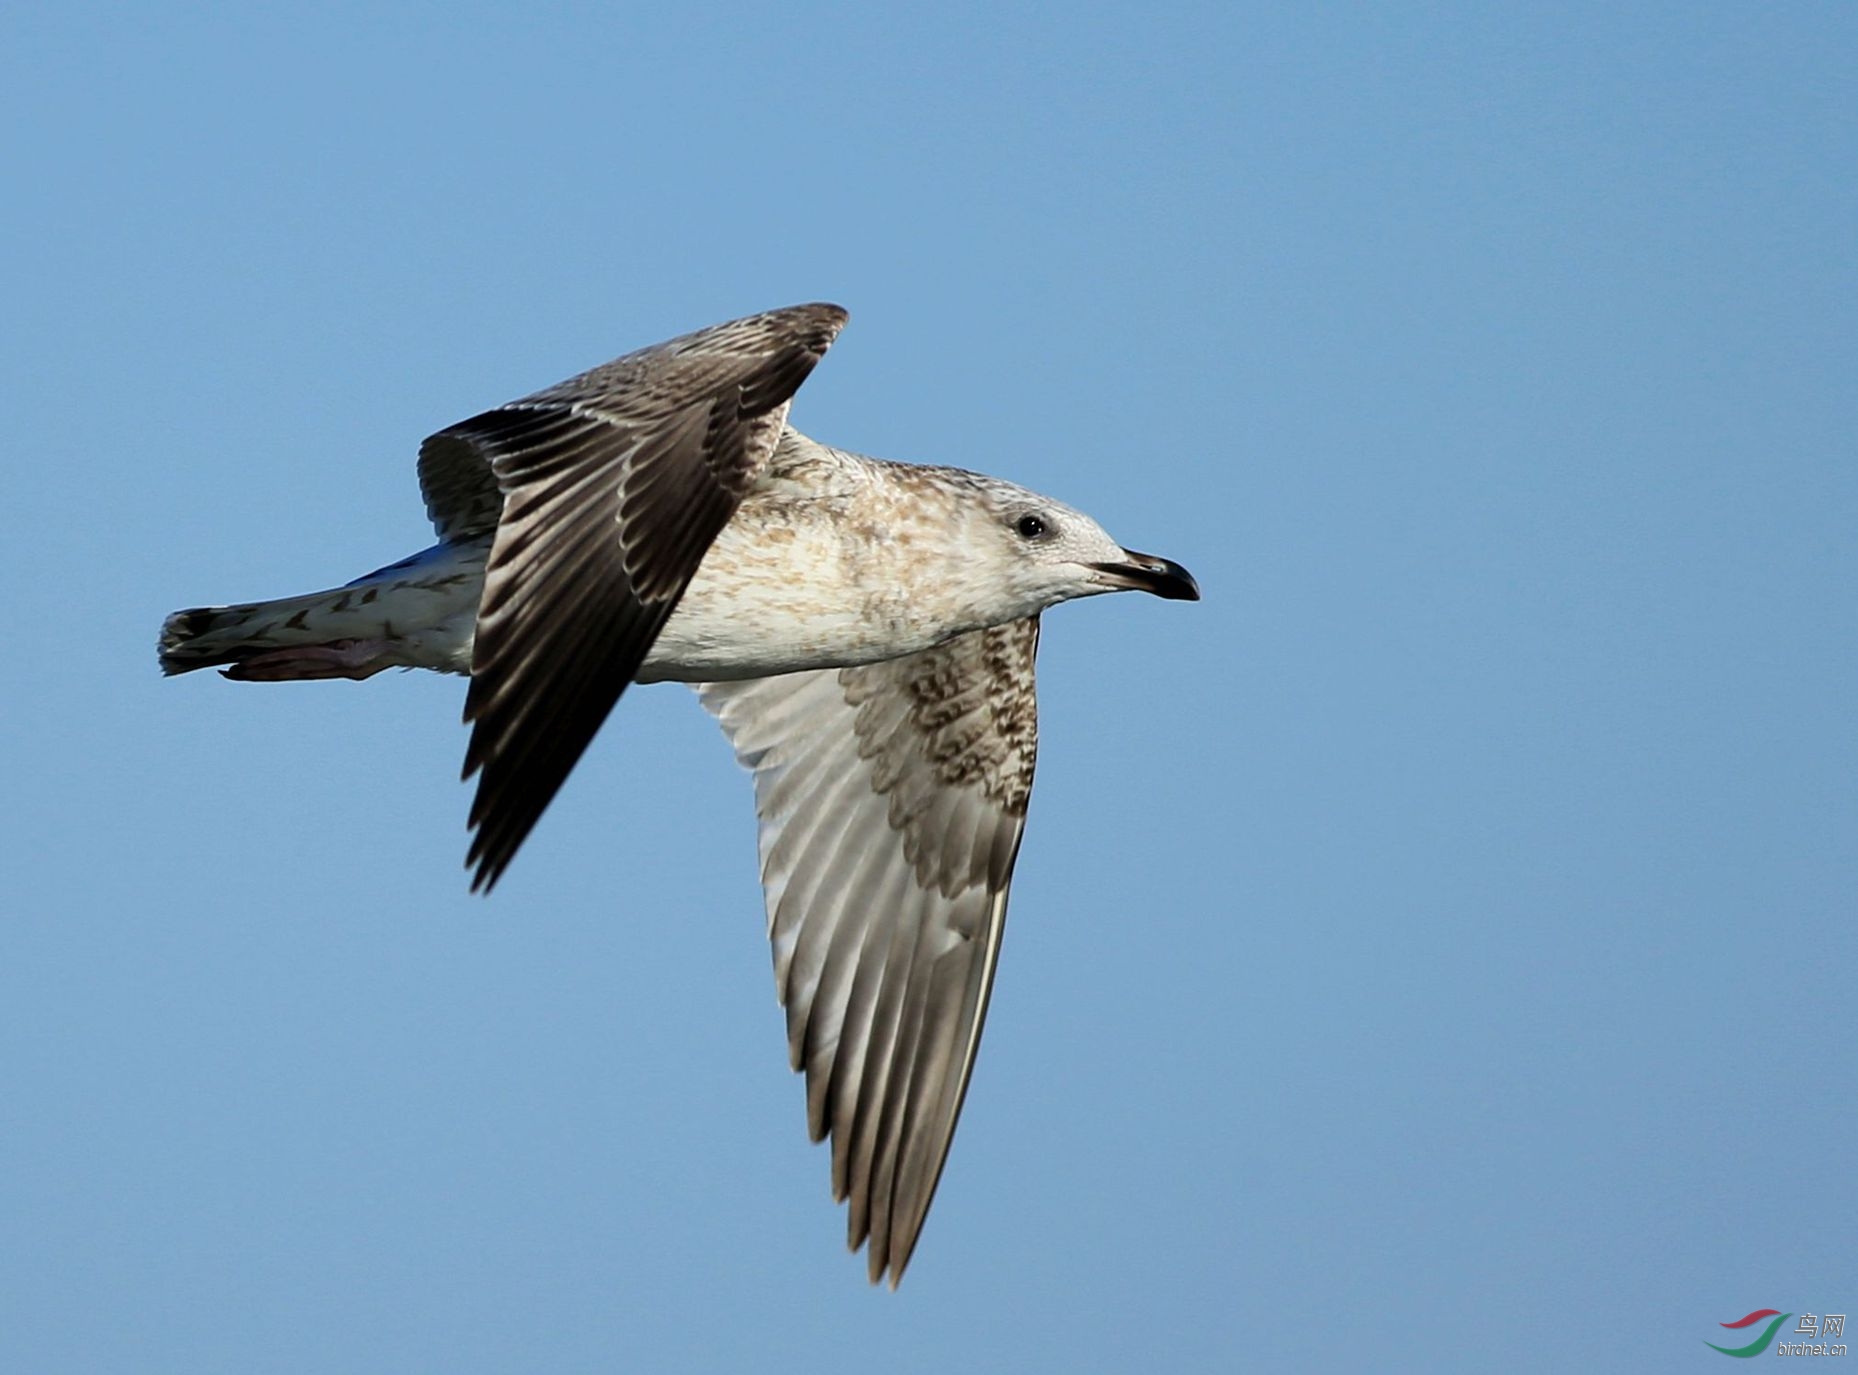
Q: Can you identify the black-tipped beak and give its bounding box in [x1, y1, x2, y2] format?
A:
[1090, 549, 1201, 601]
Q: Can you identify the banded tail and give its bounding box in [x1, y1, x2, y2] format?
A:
[158, 544, 485, 680]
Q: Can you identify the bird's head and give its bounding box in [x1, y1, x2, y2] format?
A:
[961, 475, 1201, 619]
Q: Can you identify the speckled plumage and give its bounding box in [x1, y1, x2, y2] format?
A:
[159, 303, 1198, 1286]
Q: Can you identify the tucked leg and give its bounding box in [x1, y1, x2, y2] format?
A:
[220, 639, 397, 682]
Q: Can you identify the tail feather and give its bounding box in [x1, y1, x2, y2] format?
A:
[160, 587, 346, 676]
[159, 604, 248, 675]
[158, 581, 412, 676]
[159, 541, 486, 678]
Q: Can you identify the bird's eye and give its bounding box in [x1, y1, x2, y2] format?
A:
[1014, 513, 1049, 540]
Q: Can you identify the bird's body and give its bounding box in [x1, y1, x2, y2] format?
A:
[165, 432, 1166, 685]
[159, 304, 1197, 1285]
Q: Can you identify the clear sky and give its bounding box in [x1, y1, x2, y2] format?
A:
[3, 3, 1853, 1371]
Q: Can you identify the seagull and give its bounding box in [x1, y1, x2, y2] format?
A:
[158, 303, 1199, 1285]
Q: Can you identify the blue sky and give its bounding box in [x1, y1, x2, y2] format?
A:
[3, 3, 1853, 1371]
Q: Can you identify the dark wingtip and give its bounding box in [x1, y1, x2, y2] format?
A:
[792, 301, 849, 331]
[465, 834, 507, 895]
[756, 302, 849, 361]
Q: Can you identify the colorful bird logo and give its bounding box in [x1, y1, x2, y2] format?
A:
[1706, 1309, 1791, 1358]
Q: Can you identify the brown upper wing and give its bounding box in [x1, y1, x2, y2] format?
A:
[438, 303, 848, 891]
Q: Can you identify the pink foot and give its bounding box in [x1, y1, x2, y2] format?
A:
[221, 639, 396, 682]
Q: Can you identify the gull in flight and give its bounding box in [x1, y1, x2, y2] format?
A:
[159, 304, 1199, 1285]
